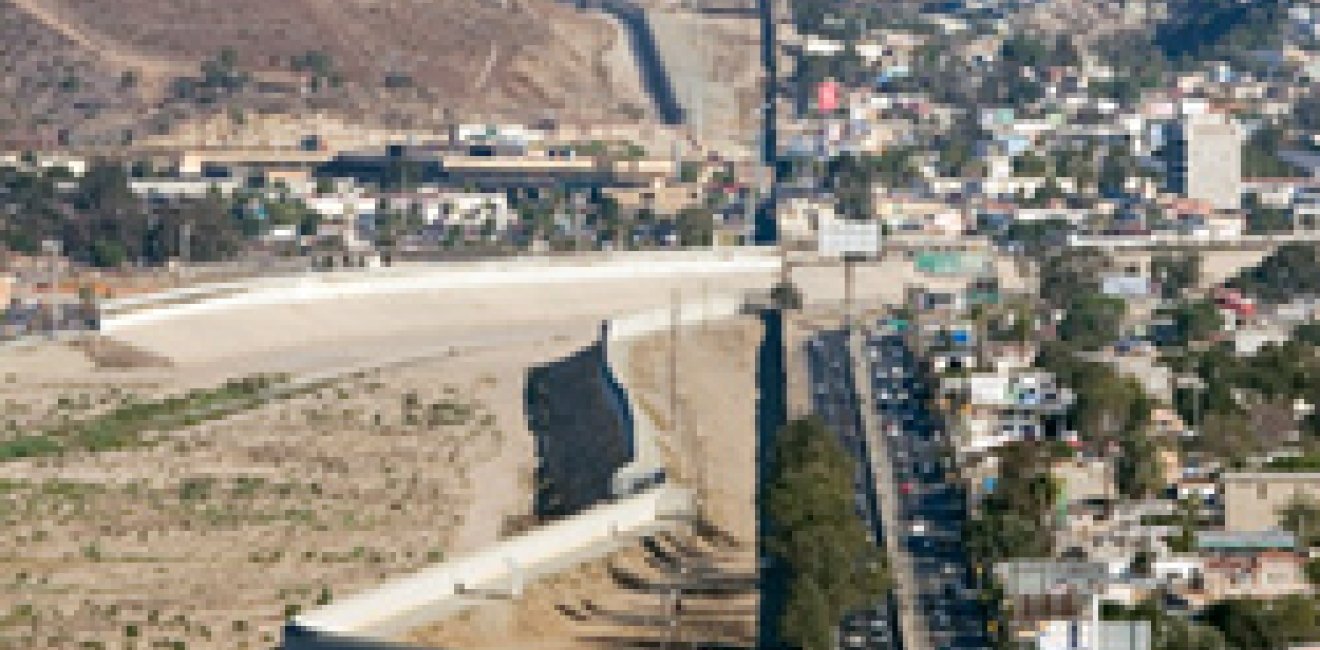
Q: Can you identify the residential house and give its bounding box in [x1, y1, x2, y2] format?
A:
[994, 561, 1151, 650]
[1200, 551, 1312, 600]
[872, 195, 967, 236]
[942, 370, 1074, 455]
[778, 197, 838, 244]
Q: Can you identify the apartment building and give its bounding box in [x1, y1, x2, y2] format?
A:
[1165, 113, 1243, 210]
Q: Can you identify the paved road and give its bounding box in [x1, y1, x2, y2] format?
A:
[805, 329, 896, 649]
[864, 326, 992, 650]
[754, 0, 778, 244]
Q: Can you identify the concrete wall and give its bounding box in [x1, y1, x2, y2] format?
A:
[101, 249, 779, 333]
[287, 485, 694, 644]
[283, 293, 748, 647]
[91, 250, 763, 649]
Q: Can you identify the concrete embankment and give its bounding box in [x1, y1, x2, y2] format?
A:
[283, 293, 751, 648]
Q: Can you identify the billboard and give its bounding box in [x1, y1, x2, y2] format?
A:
[1101, 274, 1152, 298]
[818, 220, 882, 258]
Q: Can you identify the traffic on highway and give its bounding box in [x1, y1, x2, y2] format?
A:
[865, 325, 991, 650]
[806, 322, 992, 649]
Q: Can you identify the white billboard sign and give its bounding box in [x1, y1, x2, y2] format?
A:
[818, 220, 882, 258]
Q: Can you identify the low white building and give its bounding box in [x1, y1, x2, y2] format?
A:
[380, 192, 514, 231]
[130, 178, 244, 199]
[943, 370, 1075, 455]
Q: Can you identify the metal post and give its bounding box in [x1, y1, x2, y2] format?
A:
[180, 222, 192, 272]
[670, 289, 681, 433]
[845, 255, 855, 333]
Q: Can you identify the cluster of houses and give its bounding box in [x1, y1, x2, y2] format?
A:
[897, 283, 1320, 650]
[2, 119, 761, 272]
[777, 1, 1320, 254]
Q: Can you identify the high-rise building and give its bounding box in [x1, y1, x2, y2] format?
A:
[1167, 113, 1243, 210]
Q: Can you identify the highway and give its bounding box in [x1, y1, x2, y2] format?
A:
[754, 0, 779, 244]
[805, 329, 896, 649]
[863, 326, 992, 650]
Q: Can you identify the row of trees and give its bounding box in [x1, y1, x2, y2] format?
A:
[0, 164, 248, 267]
[766, 418, 887, 649]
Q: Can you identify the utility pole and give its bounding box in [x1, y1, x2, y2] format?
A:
[670, 288, 681, 434]
[844, 253, 858, 334]
[42, 239, 61, 337]
[667, 552, 685, 649]
[179, 221, 192, 272]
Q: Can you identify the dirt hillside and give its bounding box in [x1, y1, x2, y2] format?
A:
[0, 0, 653, 144]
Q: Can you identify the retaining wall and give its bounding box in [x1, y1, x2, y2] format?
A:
[287, 485, 693, 643]
[277, 277, 753, 648]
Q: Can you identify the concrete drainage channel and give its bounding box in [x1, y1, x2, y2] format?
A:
[281, 298, 753, 648]
[576, 0, 686, 125]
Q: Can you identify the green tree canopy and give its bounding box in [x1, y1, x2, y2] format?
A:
[767, 418, 888, 650]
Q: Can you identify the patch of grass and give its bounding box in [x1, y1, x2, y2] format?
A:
[0, 374, 303, 462]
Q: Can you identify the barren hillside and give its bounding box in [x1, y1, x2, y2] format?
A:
[0, 0, 653, 144]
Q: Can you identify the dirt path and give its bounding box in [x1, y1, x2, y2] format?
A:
[9, 0, 302, 84]
[6, 0, 195, 78]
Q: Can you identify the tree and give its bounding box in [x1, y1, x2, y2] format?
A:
[965, 443, 1057, 563]
[771, 281, 803, 311]
[1039, 344, 1152, 445]
[768, 418, 888, 649]
[1278, 495, 1320, 547]
[1228, 244, 1320, 303]
[1057, 294, 1126, 351]
[1040, 250, 1109, 308]
[1203, 598, 1296, 650]
[1117, 430, 1163, 499]
[675, 208, 714, 247]
[1295, 322, 1320, 347]
[1151, 254, 1200, 300]
[1242, 127, 1300, 178]
[1161, 300, 1224, 347]
[1013, 151, 1049, 177]
[1099, 148, 1138, 196]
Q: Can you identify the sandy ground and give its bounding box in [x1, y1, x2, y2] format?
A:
[407, 318, 761, 649]
[626, 318, 760, 545]
[0, 331, 590, 649]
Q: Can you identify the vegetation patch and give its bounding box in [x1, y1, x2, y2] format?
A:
[0, 374, 298, 461]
